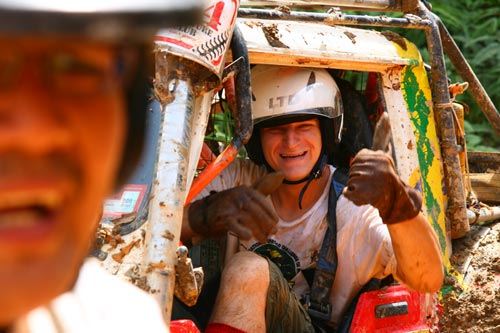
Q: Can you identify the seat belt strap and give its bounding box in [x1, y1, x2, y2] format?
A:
[306, 168, 346, 321]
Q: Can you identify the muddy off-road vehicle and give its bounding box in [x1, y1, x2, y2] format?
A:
[93, 0, 500, 331]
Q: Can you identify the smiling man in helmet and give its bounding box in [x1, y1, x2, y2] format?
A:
[181, 65, 443, 332]
[0, 1, 202, 332]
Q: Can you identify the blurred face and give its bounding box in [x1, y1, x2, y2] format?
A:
[0, 36, 130, 325]
[260, 118, 322, 182]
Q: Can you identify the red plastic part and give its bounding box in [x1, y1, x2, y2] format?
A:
[170, 319, 201, 333]
[350, 285, 430, 333]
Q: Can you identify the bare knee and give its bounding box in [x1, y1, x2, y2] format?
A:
[211, 252, 269, 332]
[222, 251, 269, 286]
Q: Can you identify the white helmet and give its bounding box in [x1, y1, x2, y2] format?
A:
[246, 65, 344, 167]
[251, 65, 343, 128]
[0, 0, 202, 42]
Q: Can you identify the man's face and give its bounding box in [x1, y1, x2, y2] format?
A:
[260, 118, 322, 182]
[0, 36, 129, 324]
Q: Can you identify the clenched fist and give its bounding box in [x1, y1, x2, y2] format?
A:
[189, 172, 284, 242]
[343, 149, 422, 224]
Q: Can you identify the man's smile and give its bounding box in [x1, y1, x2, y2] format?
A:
[0, 154, 80, 244]
[0, 183, 70, 244]
[0, 185, 61, 224]
[279, 151, 307, 159]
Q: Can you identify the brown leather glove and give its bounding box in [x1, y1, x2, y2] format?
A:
[343, 149, 422, 224]
[188, 172, 284, 242]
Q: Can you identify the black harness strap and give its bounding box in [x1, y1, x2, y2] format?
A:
[305, 169, 347, 322]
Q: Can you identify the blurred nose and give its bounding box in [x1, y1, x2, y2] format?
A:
[0, 66, 73, 154]
[282, 127, 299, 147]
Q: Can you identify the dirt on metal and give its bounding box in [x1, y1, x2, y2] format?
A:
[439, 221, 500, 332]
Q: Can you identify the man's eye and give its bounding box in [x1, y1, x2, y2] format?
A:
[47, 53, 105, 76]
[264, 128, 283, 135]
[45, 53, 108, 96]
[299, 125, 314, 130]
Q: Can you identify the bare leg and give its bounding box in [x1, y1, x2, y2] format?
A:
[210, 251, 269, 333]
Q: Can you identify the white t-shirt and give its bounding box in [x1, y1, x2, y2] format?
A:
[199, 159, 398, 324]
[12, 258, 169, 333]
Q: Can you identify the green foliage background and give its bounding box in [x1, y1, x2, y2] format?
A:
[419, 0, 499, 151]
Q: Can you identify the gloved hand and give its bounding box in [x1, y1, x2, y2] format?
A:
[343, 149, 422, 224]
[188, 172, 284, 242]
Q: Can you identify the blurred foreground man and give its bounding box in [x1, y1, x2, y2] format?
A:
[0, 1, 201, 332]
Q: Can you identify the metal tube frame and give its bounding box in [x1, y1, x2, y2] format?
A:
[144, 53, 207, 322]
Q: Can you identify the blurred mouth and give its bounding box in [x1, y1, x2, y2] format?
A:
[0, 190, 62, 241]
[0, 154, 80, 244]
